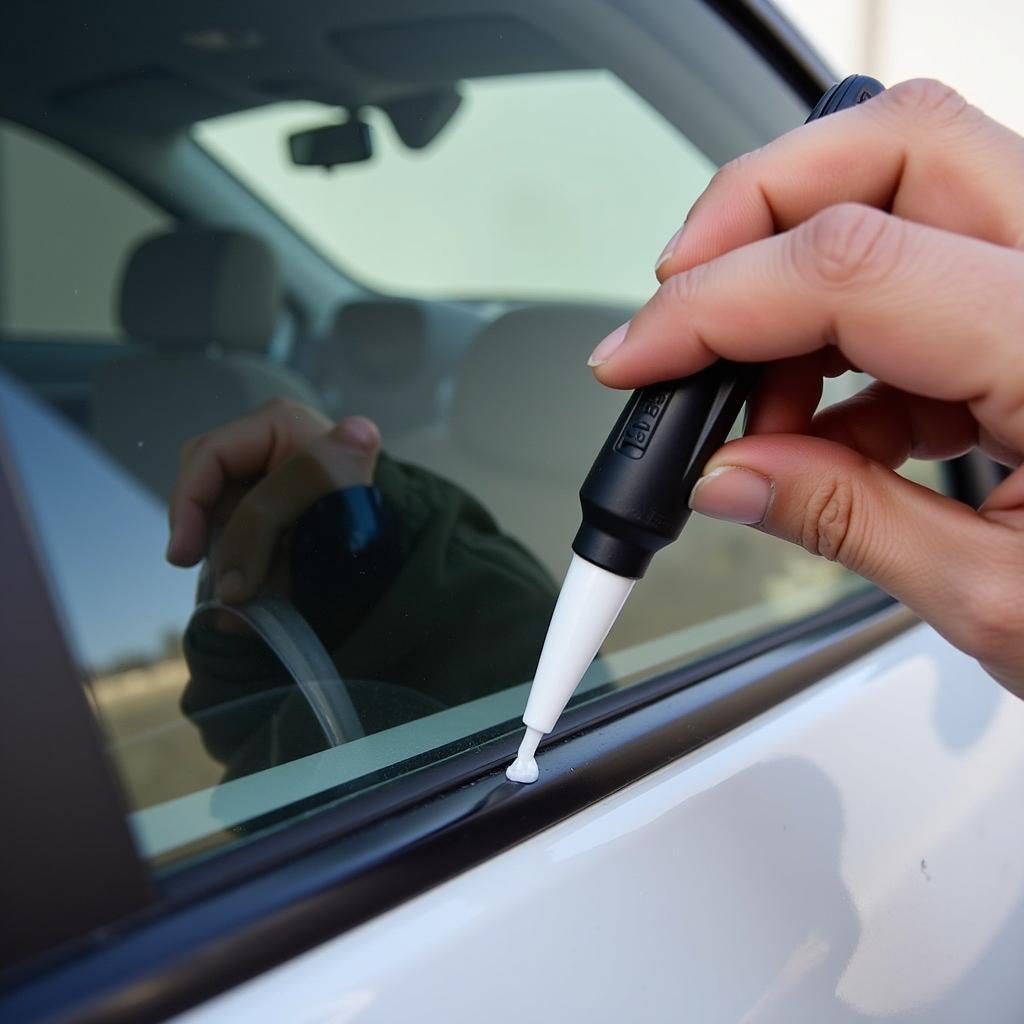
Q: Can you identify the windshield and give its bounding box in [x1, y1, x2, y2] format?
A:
[195, 72, 715, 304]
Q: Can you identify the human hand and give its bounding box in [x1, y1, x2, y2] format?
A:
[166, 398, 380, 604]
[588, 80, 1024, 694]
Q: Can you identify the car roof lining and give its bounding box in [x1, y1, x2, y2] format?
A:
[51, 14, 595, 134]
[1, 0, 810, 162]
[0, 0, 820, 324]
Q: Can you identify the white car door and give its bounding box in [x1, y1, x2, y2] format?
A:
[180, 622, 1024, 1023]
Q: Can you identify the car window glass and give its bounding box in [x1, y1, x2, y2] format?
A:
[0, 67, 943, 874]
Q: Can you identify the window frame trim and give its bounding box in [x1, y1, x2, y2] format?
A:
[0, 423, 153, 975]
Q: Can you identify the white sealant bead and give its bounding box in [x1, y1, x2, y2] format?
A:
[506, 726, 544, 785]
[505, 756, 540, 785]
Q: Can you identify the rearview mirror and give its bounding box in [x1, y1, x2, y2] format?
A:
[288, 119, 372, 168]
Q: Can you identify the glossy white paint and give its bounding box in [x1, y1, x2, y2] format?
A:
[179, 623, 1024, 1023]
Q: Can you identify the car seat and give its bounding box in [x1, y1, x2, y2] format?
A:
[388, 303, 810, 650]
[387, 303, 628, 575]
[316, 298, 478, 439]
[92, 228, 318, 501]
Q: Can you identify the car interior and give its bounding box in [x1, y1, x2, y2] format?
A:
[0, 0, 906, 867]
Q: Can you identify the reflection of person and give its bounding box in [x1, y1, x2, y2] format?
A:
[166, 399, 556, 779]
[588, 79, 1024, 697]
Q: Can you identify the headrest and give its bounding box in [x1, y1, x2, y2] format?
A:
[119, 229, 279, 352]
[328, 300, 428, 384]
[450, 304, 632, 479]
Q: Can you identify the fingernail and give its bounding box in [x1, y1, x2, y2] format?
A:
[689, 466, 773, 525]
[339, 416, 379, 451]
[655, 225, 684, 273]
[216, 568, 245, 602]
[165, 528, 187, 565]
[588, 321, 630, 367]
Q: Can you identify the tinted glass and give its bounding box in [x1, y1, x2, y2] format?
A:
[0, 15, 934, 872]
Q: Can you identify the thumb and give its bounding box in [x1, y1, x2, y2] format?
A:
[688, 434, 1017, 674]
[214, 416, 381, 603]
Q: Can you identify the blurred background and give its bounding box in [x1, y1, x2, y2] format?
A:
[776, 0, 1024, 133]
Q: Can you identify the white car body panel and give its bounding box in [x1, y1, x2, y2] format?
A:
[180, 622, 1024, 1023]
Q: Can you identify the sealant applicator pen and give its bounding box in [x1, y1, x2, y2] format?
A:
[507, 74, 886, 786]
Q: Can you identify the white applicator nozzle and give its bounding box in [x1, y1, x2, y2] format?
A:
[506, 554, 635, 784]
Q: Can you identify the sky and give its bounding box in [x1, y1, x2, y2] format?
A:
[775, 0, 1024, 135]
[1, 373, 199, 672]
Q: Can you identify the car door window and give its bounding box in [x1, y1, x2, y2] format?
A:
[0, 64, 941, 874]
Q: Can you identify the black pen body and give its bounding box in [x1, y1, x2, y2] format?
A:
[573, 75, 886, 581]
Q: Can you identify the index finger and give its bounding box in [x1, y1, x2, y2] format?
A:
[656, 79, 1024, 281]
[594, 205, 1024, 451]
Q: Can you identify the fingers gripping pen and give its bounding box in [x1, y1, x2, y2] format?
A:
[507, 75, 886, 784]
